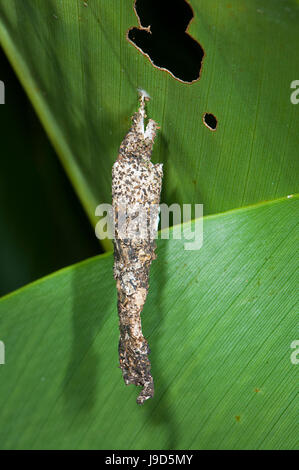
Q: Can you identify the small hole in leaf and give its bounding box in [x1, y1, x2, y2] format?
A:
[203, 112, 217, 131]
[128, 0, 205, 83]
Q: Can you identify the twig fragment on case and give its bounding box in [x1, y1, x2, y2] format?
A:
[112, 91, 163, 405]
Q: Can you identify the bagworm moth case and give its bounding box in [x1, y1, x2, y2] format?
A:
[112, 93, 163, 404]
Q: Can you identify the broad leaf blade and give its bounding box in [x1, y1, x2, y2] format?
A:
[0, 0, 298, 226]
[0, 195, 297, 449]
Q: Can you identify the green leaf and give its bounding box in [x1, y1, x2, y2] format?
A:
[0, 0, 298, 229]
[0, 0, 298, 451]
[0, 195, 297, 449]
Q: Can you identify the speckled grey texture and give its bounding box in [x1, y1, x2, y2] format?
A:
[112, 94, 163, 404]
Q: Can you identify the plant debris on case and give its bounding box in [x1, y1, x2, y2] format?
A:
[112, 91, 163, 404]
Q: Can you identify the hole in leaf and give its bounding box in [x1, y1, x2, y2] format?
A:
[127, 0, 205, 83]
[203, 112, 217, 131]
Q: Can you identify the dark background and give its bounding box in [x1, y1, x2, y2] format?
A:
[0, 47, 100, 296]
